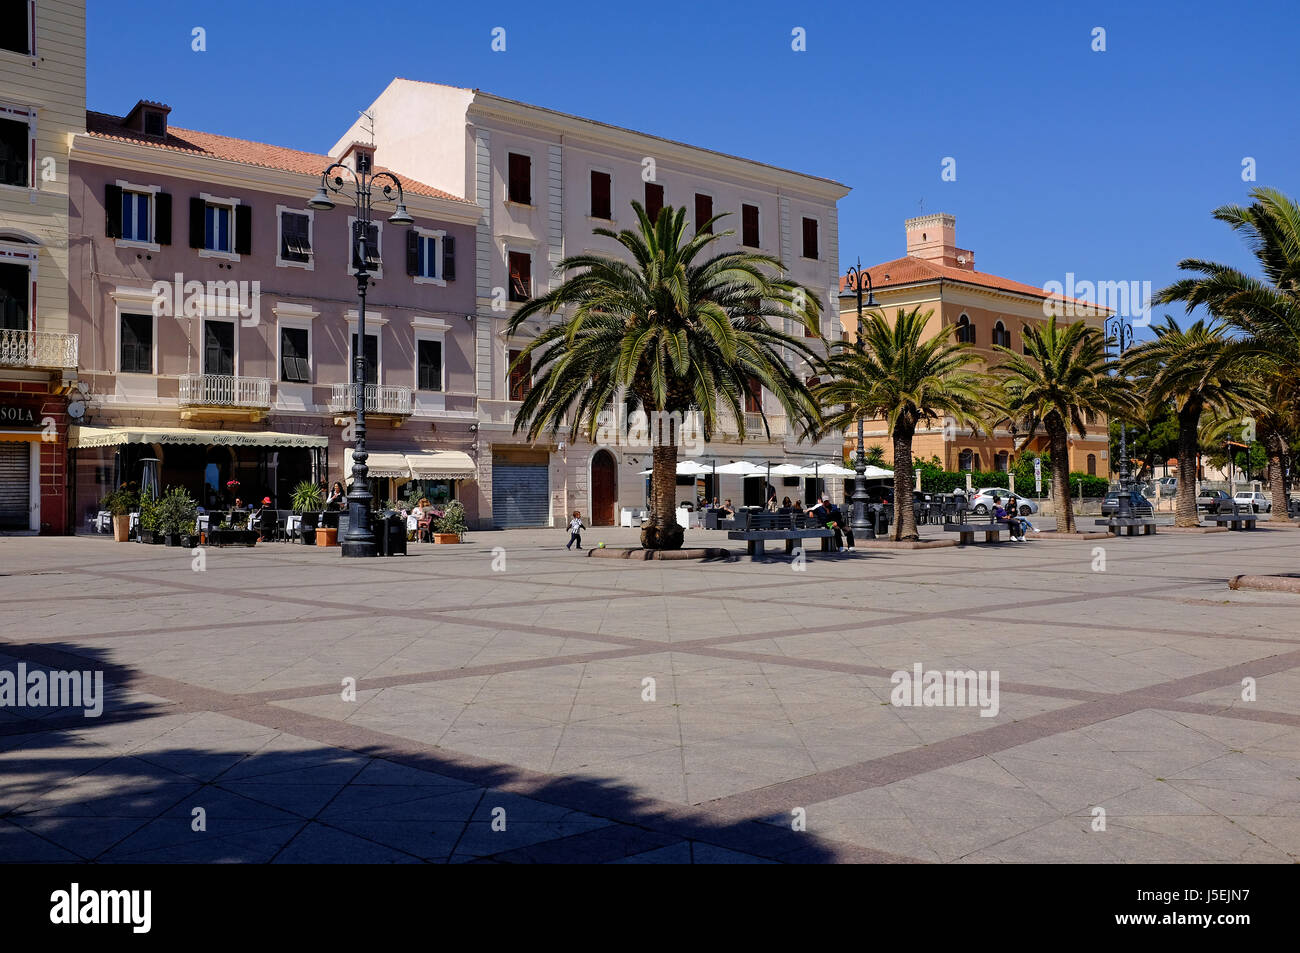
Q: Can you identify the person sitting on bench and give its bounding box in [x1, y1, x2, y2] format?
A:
[992, 496, 1025, 541]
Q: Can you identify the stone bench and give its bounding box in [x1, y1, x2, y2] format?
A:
[1094, 518, 1158, 536]
[1211, 513, 1260, 530]
[942, 519, 1007, 545]
[726, 528, 836, 561]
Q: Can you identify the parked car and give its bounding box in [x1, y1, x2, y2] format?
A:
[968, 488, 1039, 516]
[1156, 476, 1178, 497]
[1196, 488, 1234, 514]
[1101, 486, 1154, 517]
[1233, 491, 1272, 513]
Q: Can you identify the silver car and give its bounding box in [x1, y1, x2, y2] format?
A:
[1233, 491, 1272, 513]
[969, 489, 1039, 517]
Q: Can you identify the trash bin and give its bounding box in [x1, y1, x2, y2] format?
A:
[376, 511, 407, 557]
[872, 503, 890, 536]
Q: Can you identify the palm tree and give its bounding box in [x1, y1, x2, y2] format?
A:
[992, 316, 1131, 533]
[1120, 317, 1259, 526]
[812, 307, 988, 541]
[1154, 187, 1300, 518]
[506, 202, 823, 549]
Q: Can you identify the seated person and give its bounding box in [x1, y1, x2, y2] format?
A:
[778, 496, 794, 514]
[415, 498, 435, 540]
[325, 481, 346, 511]
[991, 496, 1026, 541]
[719, 499, 735, 518]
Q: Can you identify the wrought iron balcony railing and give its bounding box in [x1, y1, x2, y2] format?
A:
[0, 329, 78, 369]
[328, 382, 413, 416]
[178, 374, 272, 409]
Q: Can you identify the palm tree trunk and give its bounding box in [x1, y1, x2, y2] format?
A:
[1048, 417, 1073, 533]
[891, 420, 918, 541]
[1174, 401, 1202, 527]
[641, 441, 684, 550]
[1264, 426, 1290, 520]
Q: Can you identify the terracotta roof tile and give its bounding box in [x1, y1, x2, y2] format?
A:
[839, 255, 1108, 310]
[83, 110, 471, 204]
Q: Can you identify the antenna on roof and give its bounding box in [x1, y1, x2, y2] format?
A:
[358, 109, 376, 145]
[918, 197, 925, 215]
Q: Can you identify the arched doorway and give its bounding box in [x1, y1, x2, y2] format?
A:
[591, 450, 617, 525]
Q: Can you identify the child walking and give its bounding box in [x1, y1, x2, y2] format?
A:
[566, 511, 585, 550]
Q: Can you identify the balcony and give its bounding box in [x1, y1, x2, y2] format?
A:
[329, 382, 413, 423]
[0, 329, 79, 370]
[178, 374, 272, 421]
[717, 409, 788, 440]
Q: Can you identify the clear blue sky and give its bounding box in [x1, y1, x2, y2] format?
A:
[89, 0, 1299, 336]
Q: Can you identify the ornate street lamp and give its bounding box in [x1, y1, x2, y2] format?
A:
[309, 158, 413, 557]
[1106, 314, 1135, 519]
[842, 258, 878, 538]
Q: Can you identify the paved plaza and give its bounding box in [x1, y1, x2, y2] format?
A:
[1, 524, 1298, 863]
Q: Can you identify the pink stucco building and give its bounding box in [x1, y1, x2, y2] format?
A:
[66, 101, 484, 525]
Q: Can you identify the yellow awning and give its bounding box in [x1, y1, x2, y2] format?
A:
[343, 448, 411, 479]
[70, 425, 328, 449]
[406, 451, 476, 480]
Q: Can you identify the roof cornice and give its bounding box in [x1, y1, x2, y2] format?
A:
[841, 275, 1112, 317]
[69, 133, 482, 226]
[467, 93, 850, 201]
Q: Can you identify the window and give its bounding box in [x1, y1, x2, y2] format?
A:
[590, 170, 612, 220]
[644, 182, 664, 222]
[279, 326, 311, 383]
[741, 203, 760, 247]
[508, 251, 532, 302]
[121, 191, 151, 242]
[0, 260, 29, 330]
[407, 229, 454, 283]
[958, 449, 973, 472]
[279, 209, 311, 265]
[190, 196, 250, 256]
[993, 320, 1011, 348]
[350, 219, 381, 274]
[1085, 409, 1098, 425]
[744, 376, 762, 414]
[995, 451, 1009, 472]
[802, 217, 819, 259]
[119, 312, 153, 374]
[955, 314, 976, 344]
[507, 152, 532, 204]
[0, 106, 32, 188]
[508, 348, 531, 401]
[1087, 454, 1097, 476]
[142, 110, 166, 138]
[203, 320, 235, 377]
[417, 339, 443, 392]
[695, 193, 713, 234]
[106, 183, 170, 246]
[1, 1, 32, 55]
[350, 332, 378, 386]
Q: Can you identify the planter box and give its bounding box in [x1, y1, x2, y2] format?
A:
[139, 529, 164, 544]
[316, 527, 339, 547]
[208, 529, 259, 547]
[432, 533, 461, 544]
[112, 515, 130, 542]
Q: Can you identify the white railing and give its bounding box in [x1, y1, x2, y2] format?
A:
[328, 382, 413, 416]
[178, 374, 272, 408]
[0, 329, 79, 369]
[713, 408, 787, 439]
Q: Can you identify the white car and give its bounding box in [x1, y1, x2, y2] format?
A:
[1233, 491, 1272, 513]
[968, 488, 1039, 517]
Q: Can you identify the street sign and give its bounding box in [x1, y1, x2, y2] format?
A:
[1033, 458, 1042, 494]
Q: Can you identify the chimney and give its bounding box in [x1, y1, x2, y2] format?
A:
[339, 141, 376, 174]
[905, 213, 974, 270]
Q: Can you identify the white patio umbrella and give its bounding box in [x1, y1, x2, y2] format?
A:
[638, 459, 710, 476]
[712, 461, 764, 475]
[797, 462, 856, 477]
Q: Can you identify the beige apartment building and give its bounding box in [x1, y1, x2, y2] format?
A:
[839, 213, 1112, 480]
[0, 0, 83, 533]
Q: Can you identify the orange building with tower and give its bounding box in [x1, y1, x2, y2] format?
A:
[839, 214, 1111, 478]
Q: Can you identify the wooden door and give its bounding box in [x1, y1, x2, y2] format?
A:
[591, 450, 616, 526]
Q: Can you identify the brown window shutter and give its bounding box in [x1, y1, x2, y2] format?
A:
[234, 205, 252, 255]
[104, 184, 123, 238]
[155, 192, 172, 245]
[591, 171, 611, 219]
[694, 193, 712, 234]
[442, 235, 455, 281]
[644, 183, 664, 222]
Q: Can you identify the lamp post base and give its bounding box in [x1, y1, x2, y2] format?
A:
[340, 540, 377, 558]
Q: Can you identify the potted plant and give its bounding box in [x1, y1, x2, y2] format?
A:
[137, 492, 161, 544]
[432, 500, 467, 544]
[291, 481, 322, 545]
[100, 485, 139, 542]
[155, 486, 199, 546]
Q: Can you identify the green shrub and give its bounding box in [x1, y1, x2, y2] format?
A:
[435, 500, 467, 536]
[291, 480, 323, 513]
[100, 484, 139, 515]
[155, 486, 198, 536]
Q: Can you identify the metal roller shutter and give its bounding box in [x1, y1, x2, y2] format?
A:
[492, 462, 549, 528]
[0, 442, 30, 529]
